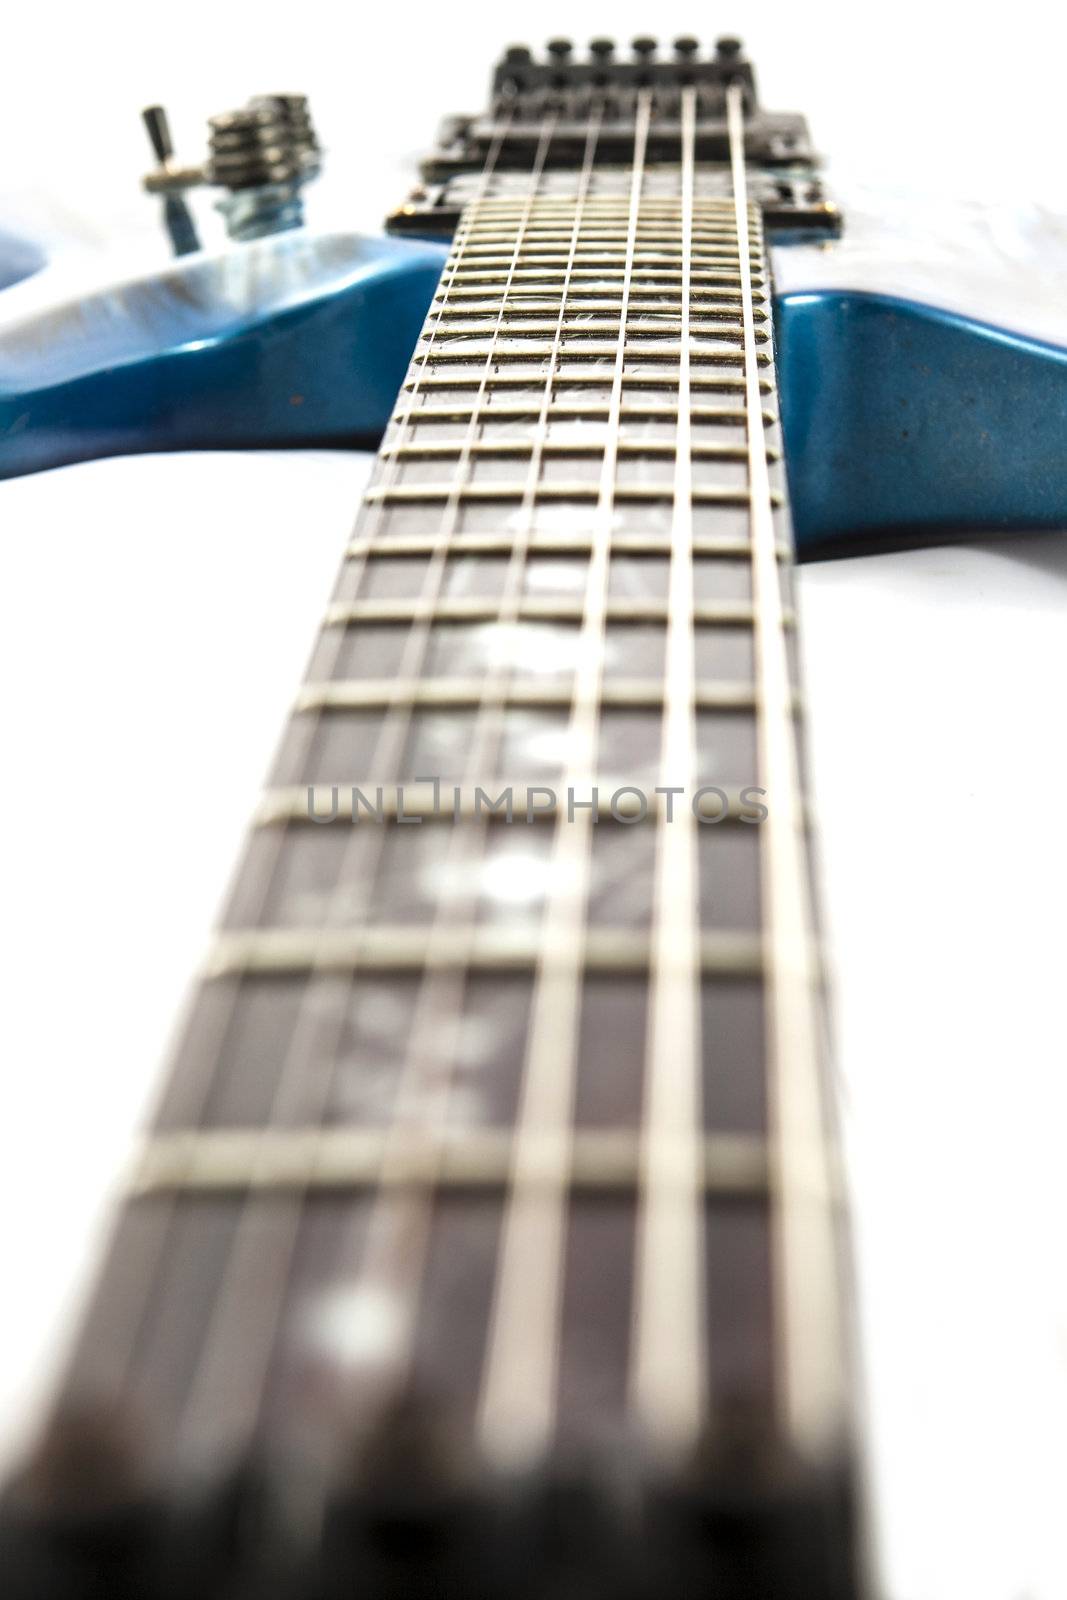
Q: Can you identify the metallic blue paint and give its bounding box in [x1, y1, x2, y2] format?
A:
[0, 228, 47, 292]
[5, 237, 1067, 562]
[776, 289, 1067, 557]
[0, 232, 449, 479]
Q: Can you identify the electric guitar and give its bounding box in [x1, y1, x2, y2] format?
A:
[1, 36, 1064, 1600]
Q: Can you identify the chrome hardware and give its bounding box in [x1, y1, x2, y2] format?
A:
[140, 105, 203, 256]
[208, 96, 321, 242]
[140, 94, 323, 251]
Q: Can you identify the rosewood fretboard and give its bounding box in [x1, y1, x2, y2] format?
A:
[10, 77, 862, 1600]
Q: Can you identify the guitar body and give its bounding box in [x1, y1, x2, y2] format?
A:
[1, 38, 1063, 1600]
[0, 228, 46, 293]
[0, 234, 448, 477]
[4, 215, 1067, 553]
[778, 291, 1067, 548]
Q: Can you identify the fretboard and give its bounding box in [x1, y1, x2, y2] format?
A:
[15, 80, 861, 1599]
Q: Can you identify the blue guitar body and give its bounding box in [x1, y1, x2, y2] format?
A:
[0, 234, 448, 481]
[2, 222, 1066, 557]
[776, 291, 1067, 551]
[3, 46, 1064, 1600]
[0, 229, 47, 293]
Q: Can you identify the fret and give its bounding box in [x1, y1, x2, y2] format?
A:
[456, 210, 752, 222]
[404, 370, 775, 391]
[451, 233, 758, 249]
[455, 179, 760, 201]
[460, 206, 745, 219]
[445, 252, 760, 265]
[429, 300, 762, 314]
[456, 216, 755, 229]
[452, 258, 759, 275]
[321, 596, 769, 624]
[204, 927, 765, 979]
[410, 340, 770, 363]
[431, 292, 763, 309]
[463, 195, 753, 207]
[395, 400, 777, 426]
[294, 677, 765, 713]
[459, 234, 750, 249]
[464, 196, 752, 206]
[451, 233, 758, 246]
[459, 235, 751, 248]
[451, 252, 762, 268]
[127, 1127, 774, 1199]
[460, 207, 746, 216]
[467, 205, 740, 215]
[460, 215, 746, 226]
[456, 223, 753, 233]
[381, 439, 771, 463]
[346, 532, 790, 558]
[446, 264, 764, 277]
[365, 483, 773, 508]
[446, 268, 767, 288]
[424, 317, 759, 337]
[451, 246, 762, 262]
[451, 239, 760, 255]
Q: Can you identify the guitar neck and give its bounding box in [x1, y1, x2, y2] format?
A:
[7, 50, 863, 1600]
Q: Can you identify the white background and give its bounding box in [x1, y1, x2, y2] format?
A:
[2, 6, 1067, 1598]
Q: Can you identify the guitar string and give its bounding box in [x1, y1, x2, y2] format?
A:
[300, 114, 572, 1419]
[50, 73, 850, 1504]
[477, 88, 654, 1468]
[629, 84, 707, 1456]
[322, 109, 607, 1420]
[48, 134, 511, 1429]
[171, 114, 554, 1459]
[99, 118, 521, 1459]
[725, 81, 846, 1457]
